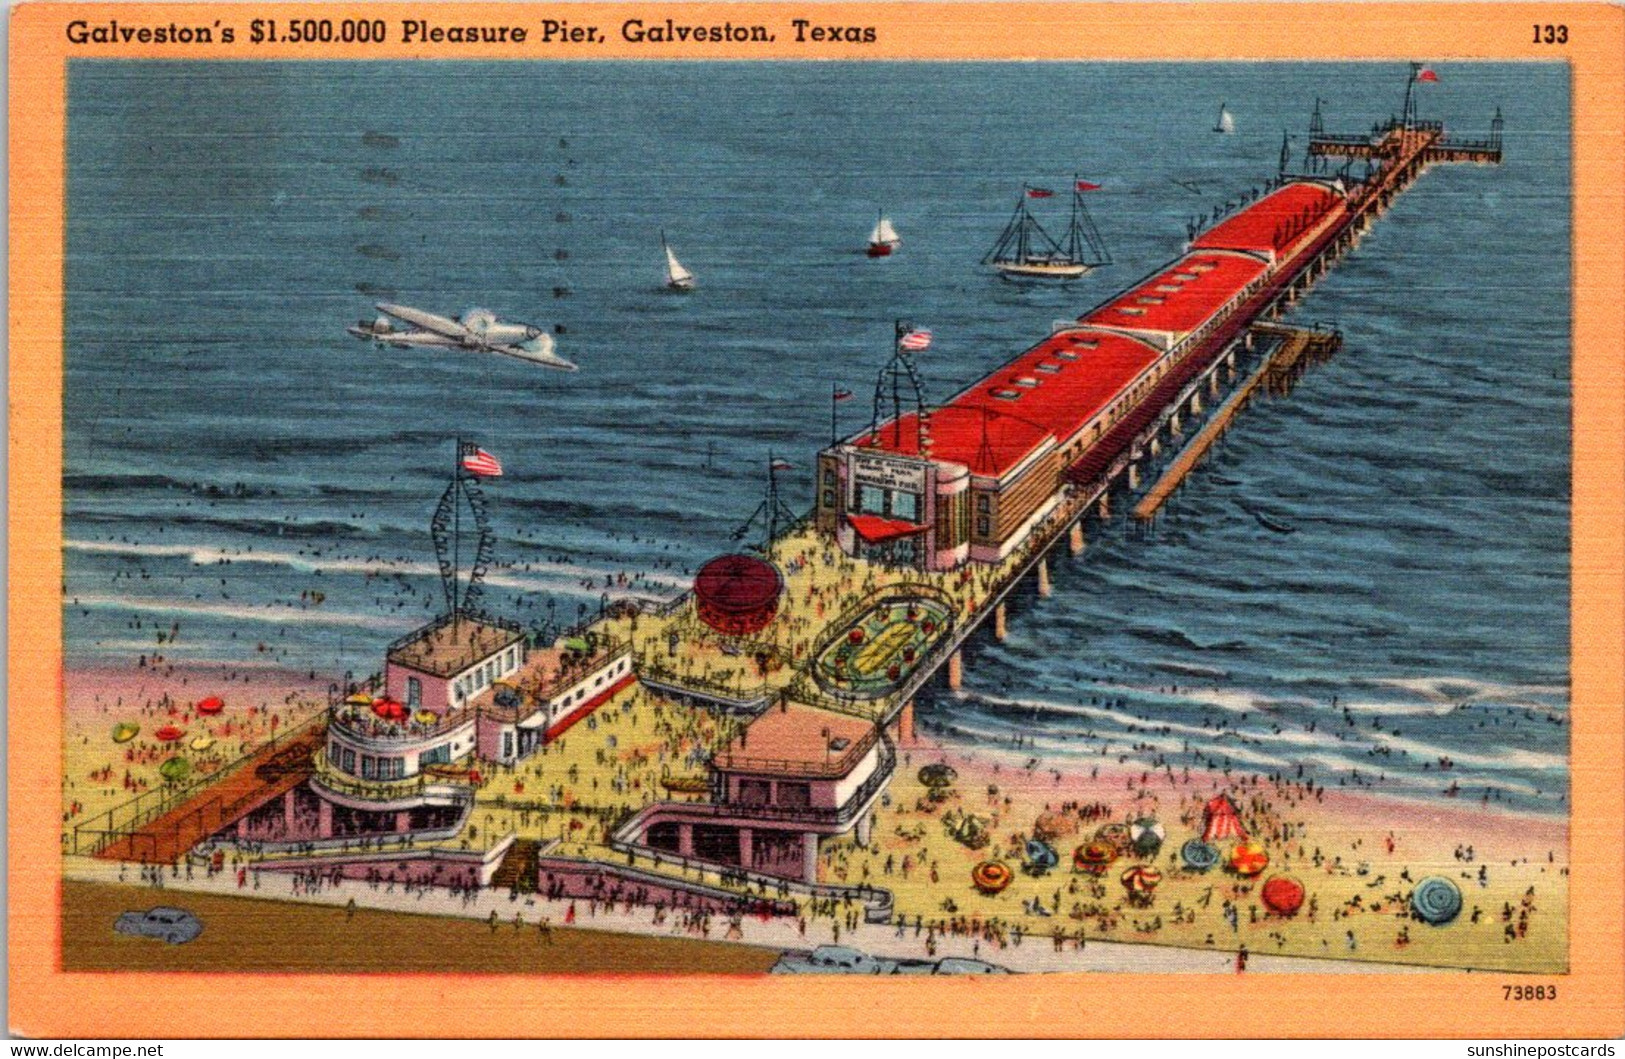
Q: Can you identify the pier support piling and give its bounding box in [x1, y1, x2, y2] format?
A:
[948, 646, 965, 688]
[898, 698, 917, 743]
[1128, 463, 1141, 489]
[1068, 522, 1085, 556]
[1037, 557, 1051, 598]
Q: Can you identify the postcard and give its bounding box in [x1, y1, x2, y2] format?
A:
[8, 1, 1624, 1040]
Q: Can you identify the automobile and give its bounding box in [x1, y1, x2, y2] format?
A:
[770, 945, 1012, 975]
[770, 945, 899, 975]
[113, 907, 203, 945]
[932, 957, 1012, 975]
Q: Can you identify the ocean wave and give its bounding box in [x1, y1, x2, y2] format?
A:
[64, 593, 418, 630]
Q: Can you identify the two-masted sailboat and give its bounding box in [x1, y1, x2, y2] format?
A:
[661, 230, 695, 291]
[983, 179, 1111, 280]
[866, 211, 901, 257]
[1214, 102, 1235, 134]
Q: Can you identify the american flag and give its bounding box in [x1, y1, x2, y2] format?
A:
[899, 328, 933, 352]
[460, 444, 503, 478]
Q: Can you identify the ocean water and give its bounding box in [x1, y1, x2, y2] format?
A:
[64, 61, 1570, 815]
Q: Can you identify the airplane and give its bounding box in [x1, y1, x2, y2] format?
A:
[346, 302, 576, 371]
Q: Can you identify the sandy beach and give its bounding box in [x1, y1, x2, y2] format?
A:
[63, 651, 1567, 974]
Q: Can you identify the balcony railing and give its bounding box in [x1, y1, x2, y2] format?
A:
[327, 705, 475, 746]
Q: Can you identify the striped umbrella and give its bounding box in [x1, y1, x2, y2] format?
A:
[1120, 865, 1164, 894]
[1202, 794, 1248, 842]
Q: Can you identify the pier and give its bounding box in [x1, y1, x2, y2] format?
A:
[75, 71, 1507, 917]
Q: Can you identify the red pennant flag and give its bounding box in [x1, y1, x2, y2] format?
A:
[1026, 187, 1055, 199]
[1417, 68, 1439, 83]
[832, 388, 854, 402]
[1075, 179, 1102, 192]
[770, 458, 794, 472]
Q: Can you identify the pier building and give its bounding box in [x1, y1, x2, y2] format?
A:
[815, 177, 1351, 571]
[618, 703, 891, 882]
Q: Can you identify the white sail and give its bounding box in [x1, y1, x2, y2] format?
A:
[1217, 107, 1235, 134]
[664, 242, 694, 286]
[871, 216, 900, 246]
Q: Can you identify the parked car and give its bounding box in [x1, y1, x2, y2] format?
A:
[770, 945, 1011, 975]
[113, 907, 202, 945]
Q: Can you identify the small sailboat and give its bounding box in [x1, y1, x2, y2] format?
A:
[866, 211, 900, 257]
[661, 231, 694, 291]
[984, 179, 1111, 280]
[1214, 102, 1235, 134]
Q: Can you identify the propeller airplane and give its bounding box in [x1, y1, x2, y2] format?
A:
[347, 302, 576, 371]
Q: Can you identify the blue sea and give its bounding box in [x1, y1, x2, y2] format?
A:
[64, 61, 1571, 816]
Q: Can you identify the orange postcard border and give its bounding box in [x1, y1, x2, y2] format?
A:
[8, 2, 1624, 1039]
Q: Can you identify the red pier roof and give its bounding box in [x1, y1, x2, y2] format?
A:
[1081, 253, 1267, 348]
[1191, 180, 1348, 263]
[856, 329, 1161, 478]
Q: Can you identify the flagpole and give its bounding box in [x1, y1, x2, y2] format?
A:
[830, 382, 838, 446]
[452, 436, 461, 632]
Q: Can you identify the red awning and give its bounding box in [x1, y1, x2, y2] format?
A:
[848, 514, 927, 545]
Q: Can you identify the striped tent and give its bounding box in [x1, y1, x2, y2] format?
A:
[1202, 794, 1248, 843]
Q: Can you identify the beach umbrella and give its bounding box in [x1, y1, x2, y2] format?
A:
[971, 861, 1013, 895]
[189, 735, 216, 752]
[1120, 864, 1163, 894]
[1409, 876, 1463, 926]
[158, 756, 191, 783]
[1180, 839, 1221, 872]
[196, 696, 225, 716]
[1130, 817, 1166, 857]
[345, 692, 374, 706]
[1203, 794, 1248, 843]
[1227, 840, 1269, 877]
[1032, 811, 1077, 840]
[154, 725, 186, 743]
[1261, 875, 1306, 916]
[1073, 840, 1117, 875]
[415, 710, 439, 726]
[111, 722, 140, 744]
[1095, 823, 1133, 855]
[1024, 838, 1060, 874]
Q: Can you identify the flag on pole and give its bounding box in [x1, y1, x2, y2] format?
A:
[899, 328, 933, 352]
[1026, 187, 1055, 198]
[770, 458, 794, 472]
[833, 387, 854, 401]
[1075, 179, 1102, 191]
[1417, 67, 1439, 83]
[460, 444, 503, 478]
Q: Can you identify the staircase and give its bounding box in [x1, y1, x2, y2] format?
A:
[488, 837, 541, 892]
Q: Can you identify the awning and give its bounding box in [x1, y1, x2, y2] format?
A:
[848, 513, 928, 545]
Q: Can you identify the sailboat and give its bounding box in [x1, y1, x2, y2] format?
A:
[661, 231, 694, 291]
[1214, 102, 1235, 134]
[983, 180, 1111, 280]
[866, 211, 900, 257]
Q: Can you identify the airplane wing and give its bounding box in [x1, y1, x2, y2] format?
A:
[375, 302, 470, 342]
[486, 341, 578, 372]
